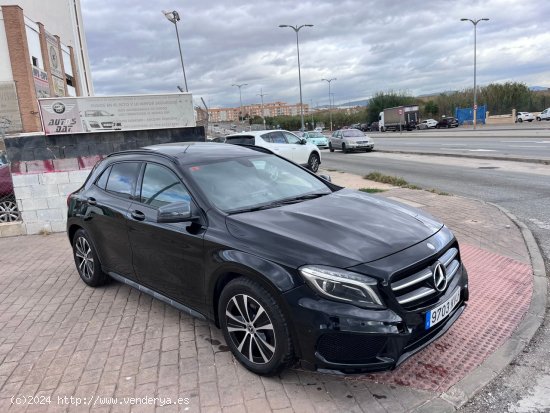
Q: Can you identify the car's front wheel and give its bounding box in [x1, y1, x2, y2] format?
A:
[329, 143, 334, 152]
[518, 118, 523, 123]
[219, 278, 294, 375]
[0, 198, 20, 223]
[307, 153, 320, 172]
[72, 229, 108, 287]
[536, 117, 541, 121]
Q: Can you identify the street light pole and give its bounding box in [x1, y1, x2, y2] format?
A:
[232, 83, 247, 124]
[461, 17, 489, 130]
[321, 78, 336, 131]
[279, 24, 313, 131]
[257, 88, 268, 129]
[162, 10, 188, 92]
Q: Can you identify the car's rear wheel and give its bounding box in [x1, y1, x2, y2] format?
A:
[536, 117, 541, 121]
[0, 198, 20, 223]
[72, 229, 108, 287]
[307, 153, 320, 172]
[329, 143, 334, 152]
[219, 278, 294, 375]
[518, 118, 523, 123]
[342, 143, 348, 153]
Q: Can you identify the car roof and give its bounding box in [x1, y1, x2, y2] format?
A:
[226, 129, 290, 137]
[109, 142, 267, 165]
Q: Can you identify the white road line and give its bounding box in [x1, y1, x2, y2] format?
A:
[468, 149, 496, 152]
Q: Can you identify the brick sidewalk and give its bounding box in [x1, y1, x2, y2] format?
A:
[0, 187, 533, 412]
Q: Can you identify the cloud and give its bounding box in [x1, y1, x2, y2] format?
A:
[81, 0, 550, 107]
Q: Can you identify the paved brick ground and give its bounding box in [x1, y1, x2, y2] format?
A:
[0, 188, 533, 412]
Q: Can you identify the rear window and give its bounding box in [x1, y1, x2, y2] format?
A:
[226, 135, 255, 145]
[105, 162, 141, 199]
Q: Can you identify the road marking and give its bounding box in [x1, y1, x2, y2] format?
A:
[507, 145, 543, 148]
[502, 140, 550, 143]
[468, 149, 496, 152]
[529, 218, 550, 230]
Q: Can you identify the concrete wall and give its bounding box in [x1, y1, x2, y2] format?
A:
[3, 126, 205, 236]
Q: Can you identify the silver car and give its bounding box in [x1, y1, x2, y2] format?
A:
[329, 128, 374, 153]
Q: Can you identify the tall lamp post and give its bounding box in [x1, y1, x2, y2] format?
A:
[279, 24, 313, 131]
[321, 78, 336, 131]
[162, 10, 188, 92]
[232, 83, 248, 124]
[460, 17, 489, 129]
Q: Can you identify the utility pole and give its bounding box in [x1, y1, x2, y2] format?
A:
[257, 88, 268, 129]
[321, 78, 336, 131]
[232, 83, 248, 124]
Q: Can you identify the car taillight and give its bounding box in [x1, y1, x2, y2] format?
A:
[67, 192, 74, 207]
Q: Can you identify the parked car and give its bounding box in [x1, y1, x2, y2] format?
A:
[67, 142, 468, 375]
[536, 108, 550, 121]
[436, 117, 459, 128]
[302, 131, 329, 149]
[314, 126, 323, 133]
[516, 112, 534, 123]
[417, 119, 438, 129]
[329, 128, 374, 153]
[225, 130, 321, 172]
[211, 136, 226, 143]
[0, 152, 19, 222]
[369, 121, 379, 132]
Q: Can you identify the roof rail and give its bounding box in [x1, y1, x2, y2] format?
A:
[105, 149, 179, 164]
[230, 143, 275, 155]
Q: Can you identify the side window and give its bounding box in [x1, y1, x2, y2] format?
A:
[270, 131, 287, 144]
[105, 162, 141, 199]
[140, 163, 190, 208]
[95, 166, 111, 190]
[283, 132, 301, 144]
[261, 134, 273, 143]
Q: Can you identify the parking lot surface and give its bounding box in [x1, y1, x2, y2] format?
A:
[0, 183, 535, 412]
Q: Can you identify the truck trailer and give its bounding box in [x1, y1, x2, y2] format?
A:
[379, 105, 420, 132]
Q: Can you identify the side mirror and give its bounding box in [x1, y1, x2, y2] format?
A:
[319, 174, 332, 182]
[300, 139, 307, 145]
[157, 201, 193, 223]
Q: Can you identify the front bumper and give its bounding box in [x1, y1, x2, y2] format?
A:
[283, 265, 469, 373]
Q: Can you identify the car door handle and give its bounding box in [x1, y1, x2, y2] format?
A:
[87, 197, 97, 206]
[130, 210, 145, 221]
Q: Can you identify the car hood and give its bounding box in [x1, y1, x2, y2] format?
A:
[344, 136, 371, 142]
[226, 189, 443, 269]
[308, 137, 328, 144]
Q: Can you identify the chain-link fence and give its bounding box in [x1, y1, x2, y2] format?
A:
[0, 148, 20, 223]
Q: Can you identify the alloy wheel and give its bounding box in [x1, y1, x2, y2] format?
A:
[75, 236, 94, 280]
[0, 200, 20, 223]
[225, 294, 276, 364]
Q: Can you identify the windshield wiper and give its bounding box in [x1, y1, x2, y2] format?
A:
[228, 202, 284, 214]
[278, 192, 329, 204]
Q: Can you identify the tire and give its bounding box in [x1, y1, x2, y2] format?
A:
[436, 125, 440, 129]
[0, 198, 20, 223]
[528, 119, 533, 122]
[518, 118, 523, 123]
[536, 117, 541, 121]
[307, 153, 320, 172]
[218, 277, 294, 376]
[72, 229, 108, 287]
[329, 143, 334, 152]
[342, 143, 348, 153]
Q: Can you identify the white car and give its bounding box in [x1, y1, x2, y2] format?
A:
[225, 130, 322, 172]
[516, 112, 534, 122]
[416, 119, 438, 129]
[536, 108, 550, 121]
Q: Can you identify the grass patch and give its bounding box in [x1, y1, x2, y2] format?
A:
[427, 188, 451, 196]
[364, 172, 420, 189]
[359, 188, 387, 194]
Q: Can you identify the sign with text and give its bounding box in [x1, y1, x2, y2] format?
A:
[38, 93, 195, 135]
[32, 66, 50, 98]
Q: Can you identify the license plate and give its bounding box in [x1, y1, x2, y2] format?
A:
[425, 288, 461, 330]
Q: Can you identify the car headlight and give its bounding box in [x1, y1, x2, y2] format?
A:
[299, 265, 385, 309]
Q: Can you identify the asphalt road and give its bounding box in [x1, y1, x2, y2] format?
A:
[320, 150, 550, 411]
[370, 132, 550, 161]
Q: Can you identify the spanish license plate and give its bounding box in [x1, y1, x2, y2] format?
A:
[425, 288, 461, 330]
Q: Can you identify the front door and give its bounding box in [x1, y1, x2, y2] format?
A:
[283, 131, 308, 164]
[127, 162, 206, 310]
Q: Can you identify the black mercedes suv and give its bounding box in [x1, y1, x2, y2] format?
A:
[67, 142, 468, 375]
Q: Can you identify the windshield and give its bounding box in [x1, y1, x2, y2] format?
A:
[307, 132, 325, 139]
[187, 155, 331, 213]
[342, 129, 364, 137]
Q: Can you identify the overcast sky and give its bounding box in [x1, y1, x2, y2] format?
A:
[81, 0, 550, 108]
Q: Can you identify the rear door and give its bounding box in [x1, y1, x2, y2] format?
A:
[127, 162, 206, 310]
[85, 161, 141, 279]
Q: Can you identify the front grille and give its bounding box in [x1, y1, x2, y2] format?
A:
[390, 247, 460, 310]
[317, 333, 387, 364]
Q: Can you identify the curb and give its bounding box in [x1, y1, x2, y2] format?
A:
[413, 201, 548, 412]
[374, 149, 550, 165]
